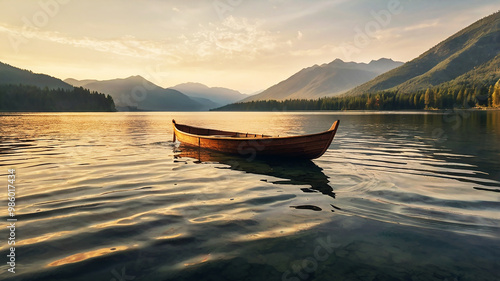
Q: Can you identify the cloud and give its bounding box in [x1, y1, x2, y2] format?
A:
[288, 44, 341, 58]
[179, 16, 282, 61]
[267, 0, 348, 25]
[1, 0, 497, 93]
[297, 31, 303, 40]
[0, 22, 181, 61]
[0, 16, 284, 64]
[403, 20, 440, 31]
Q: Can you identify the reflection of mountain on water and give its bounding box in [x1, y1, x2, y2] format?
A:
[174, 145, 337, 201]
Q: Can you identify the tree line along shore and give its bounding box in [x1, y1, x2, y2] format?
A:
[213, 81, 500, 111]
[0, 84, 116, 112]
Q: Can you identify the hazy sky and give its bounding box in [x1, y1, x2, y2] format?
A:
[0, 0, 498, 93]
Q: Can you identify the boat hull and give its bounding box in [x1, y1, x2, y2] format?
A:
[173, 120, 339, 160]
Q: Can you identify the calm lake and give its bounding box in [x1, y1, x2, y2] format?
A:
[1, 111, 499, 281]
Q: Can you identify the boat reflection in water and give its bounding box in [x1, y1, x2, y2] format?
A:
[174, 145, 340, 211]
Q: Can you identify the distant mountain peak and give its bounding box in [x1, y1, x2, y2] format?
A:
[174, 82, 211, 90]
[369, 58, 395, 64]
[242, 57, 403, 102]
[327, 58, 349, 67]
[125, 75, 147, 81]
[170, 82, 249, 106]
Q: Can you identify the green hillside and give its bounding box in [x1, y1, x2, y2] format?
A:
[347, 11, 500, 96]
[0, 61, 115, 112]
[0, 62, 73, 90]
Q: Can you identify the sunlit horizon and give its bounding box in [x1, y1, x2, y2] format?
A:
[0, 0, 497, 94]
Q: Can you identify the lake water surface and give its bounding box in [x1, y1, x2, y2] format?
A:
[1, 111, 499, 281]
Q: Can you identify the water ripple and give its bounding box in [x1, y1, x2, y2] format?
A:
[1, 112, 499, 280]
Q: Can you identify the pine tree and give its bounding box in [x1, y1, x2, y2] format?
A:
[463, 89, 469, 108]
[493, 79, 500, 107]
[424, 88, 431, 109]
[419, 93, 425, 107]
[457, 89, 464, 106]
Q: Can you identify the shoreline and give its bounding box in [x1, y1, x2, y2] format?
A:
[1, 108, 500, 113]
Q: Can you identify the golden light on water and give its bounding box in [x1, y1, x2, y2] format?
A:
[47, 246, 129, 267]
[182, 254, 213, 267]
[15, 231, 73, 247]
[154, 233, 184, 240]
[1, 112, 499, 280]
[232, 222, 323, 242]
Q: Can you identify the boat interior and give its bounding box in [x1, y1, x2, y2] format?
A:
[175, 123, 272, 138]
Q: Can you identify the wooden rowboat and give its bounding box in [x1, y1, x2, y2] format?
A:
[172, 119, 340, 159]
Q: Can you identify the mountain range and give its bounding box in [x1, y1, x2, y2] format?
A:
[2, 11, 498, 111]
[64, 78, 248, 111]
[0, 61, 247, 111]
[169, 83, 249, 107]
[242, 58, 403, 102]
[65, 76, 213, 111]
[346, 11, 500, 96]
